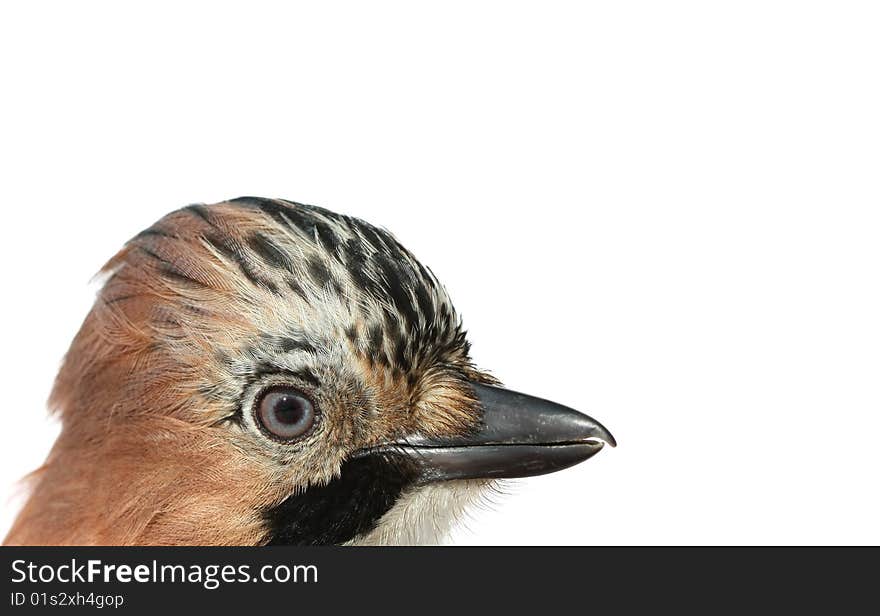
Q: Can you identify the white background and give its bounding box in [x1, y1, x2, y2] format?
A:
[1, 2, 878, 545]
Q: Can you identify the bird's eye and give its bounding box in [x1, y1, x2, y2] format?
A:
[255, 387, 317, 441]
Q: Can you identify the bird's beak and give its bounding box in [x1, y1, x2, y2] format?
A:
[368, 382, 616, 484]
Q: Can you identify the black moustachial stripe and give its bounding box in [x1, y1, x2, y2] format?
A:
[263, 453, 419, 545]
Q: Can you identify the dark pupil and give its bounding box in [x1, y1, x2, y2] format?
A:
[274, 396, 306, 425]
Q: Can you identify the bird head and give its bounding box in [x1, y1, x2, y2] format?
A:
[6, 197, 615, 545]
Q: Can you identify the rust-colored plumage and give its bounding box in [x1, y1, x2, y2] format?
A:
[6, 198, 485, 545]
